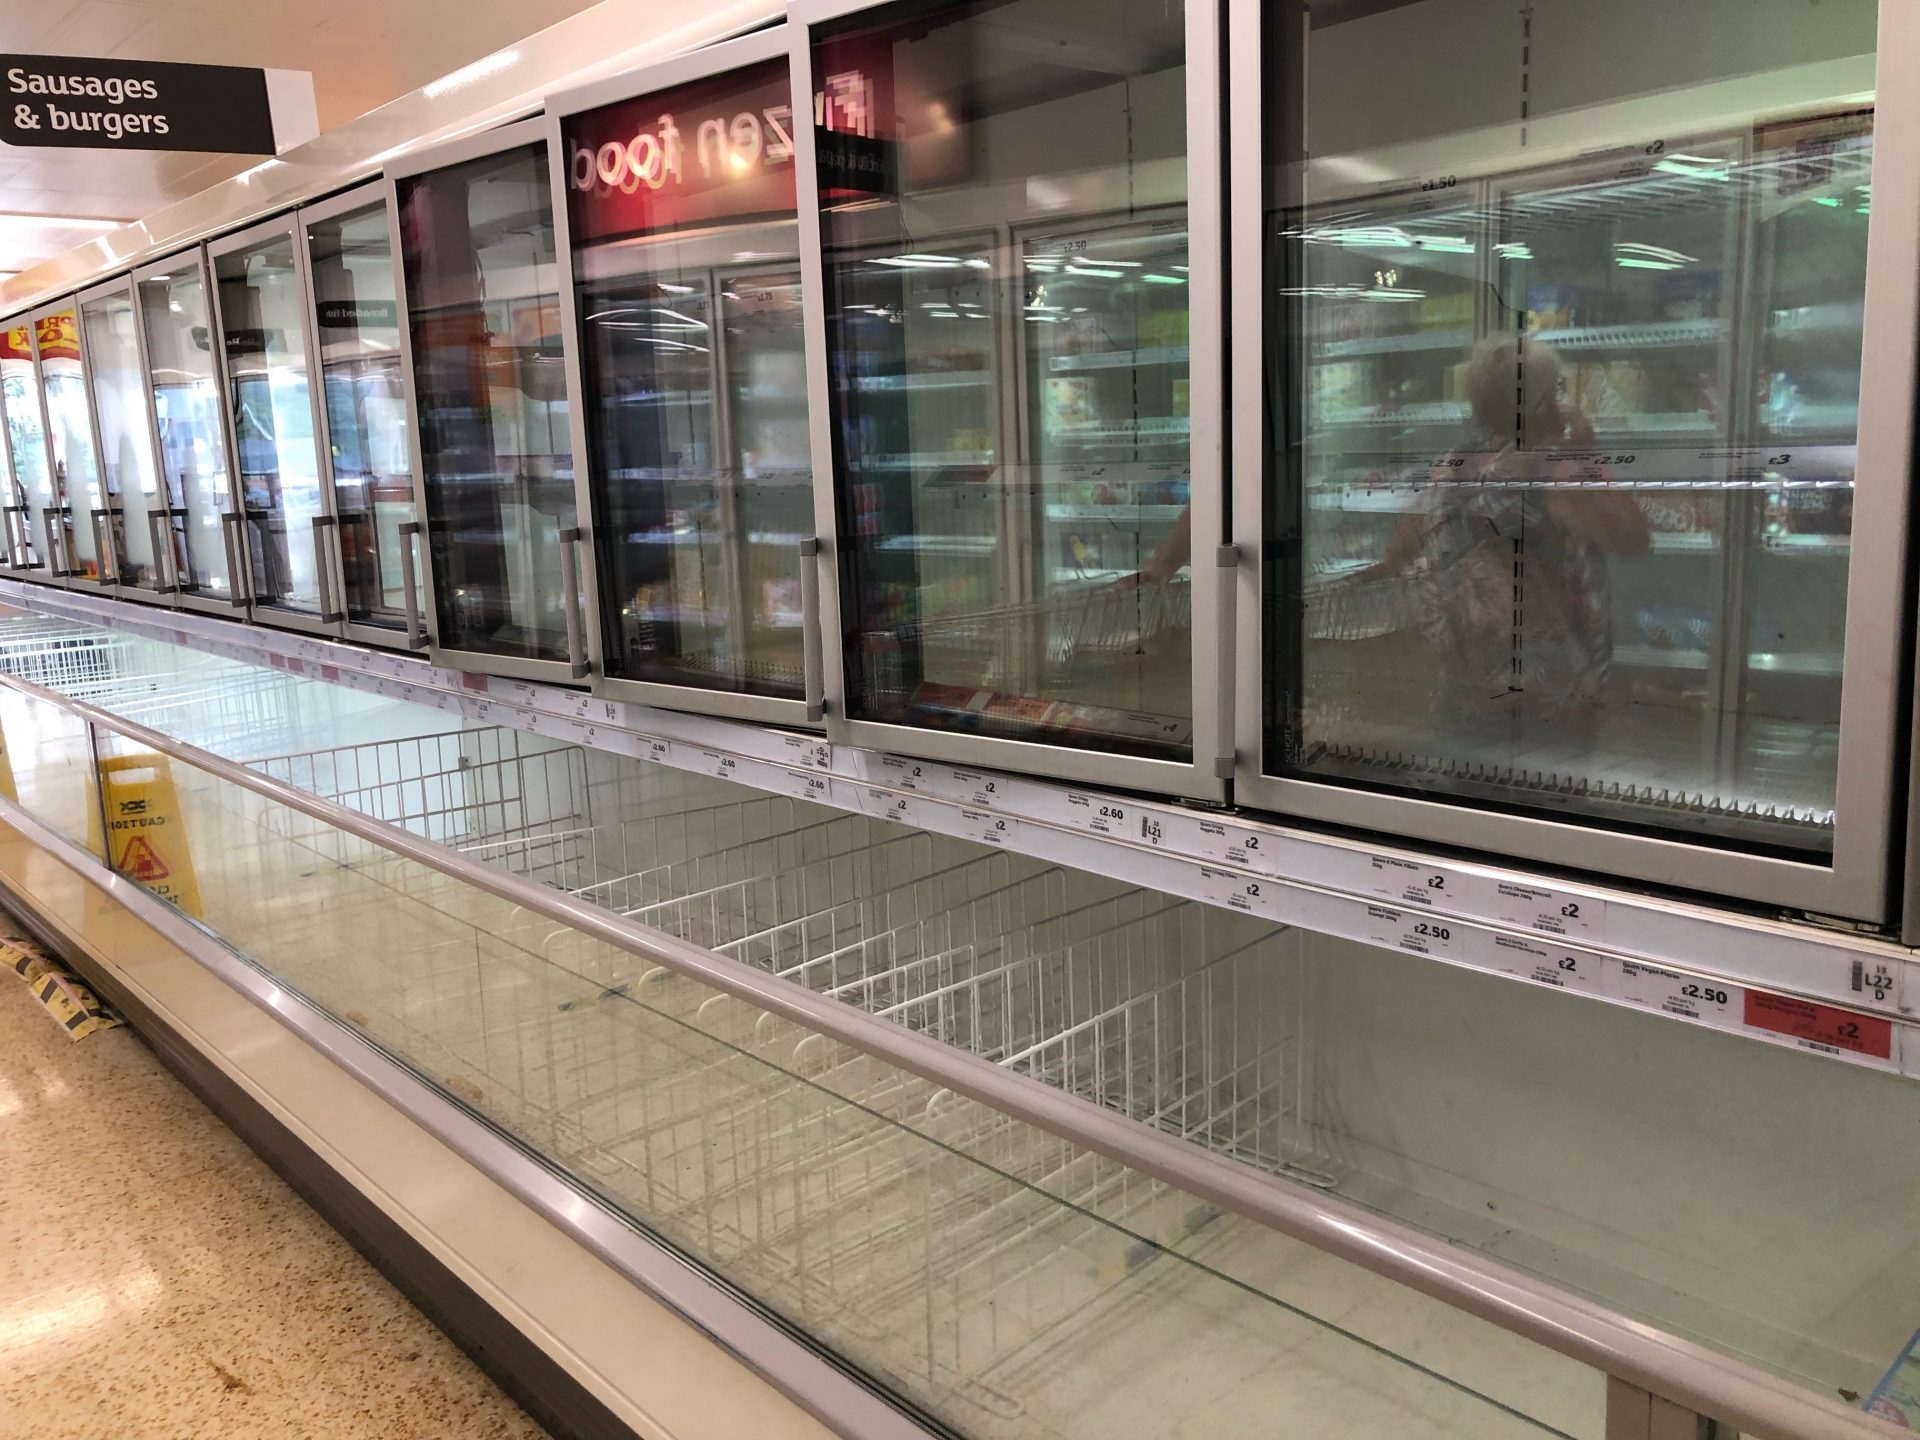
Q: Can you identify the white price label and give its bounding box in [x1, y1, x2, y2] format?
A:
[943, 767, 1006, 809]
[960, 808, 1015, 847]
[1484, 879, 1605, 939]
[1364, 903, 1461, 958]
[1200, 865, 1282, 919]
[762, 766, 829, 801]
[779, 734, 833, 771]
[1366, 854, 1457, 909]
[861, 787, 920, 825]
[1061, 791, 1133, 837]
[1197, 819, 1278, 870]
[873, 755, 933, 790]
[696, 747, 745, 783]
[1476, 932, 1602, 993]
[1611, 961, 1742, 1029]
[644, 738, 671, 766]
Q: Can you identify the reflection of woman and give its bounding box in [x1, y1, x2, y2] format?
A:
[1367, 336, 1649, 735]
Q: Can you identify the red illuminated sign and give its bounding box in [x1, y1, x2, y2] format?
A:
[564, 58, 802, 245]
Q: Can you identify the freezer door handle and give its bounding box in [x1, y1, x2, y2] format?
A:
[311, 515, 345, 624]
[557, 526, 589, 681]
[146, 510, 180, 594]
[40, 507, 74, 579]
[90, 507, 120, 586]
[397, 520, 427, 650]
[220, 511, 251, 606]
[1213, 544, 1237, 781]
[799, 537, 825, 723]
[2, 505, 37, 571]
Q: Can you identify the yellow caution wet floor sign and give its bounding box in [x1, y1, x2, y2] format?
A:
[91, 755, 202, 917]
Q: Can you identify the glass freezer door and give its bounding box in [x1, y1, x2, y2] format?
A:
[563, 51, 812, 710]
[303, 192, 413, 640]
[811, 0, 1205, 777]
[79, 284, 161, 594]
[0, 321, 48, 574]
[32, 307, 103, 583]
[136, 258, 240, 608]
[211, 227, 331, 625]
[1256, 0, 1895, 895]
[397, 136, 578, 675]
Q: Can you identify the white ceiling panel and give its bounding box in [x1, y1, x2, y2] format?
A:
[0, 0, 611, 274]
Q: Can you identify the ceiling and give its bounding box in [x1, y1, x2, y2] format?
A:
[0, 0, 608, 277]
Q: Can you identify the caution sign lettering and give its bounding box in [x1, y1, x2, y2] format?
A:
[93, 755, 201, 916]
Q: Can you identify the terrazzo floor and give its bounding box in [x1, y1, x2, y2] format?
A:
[0, 939, 551, 1440]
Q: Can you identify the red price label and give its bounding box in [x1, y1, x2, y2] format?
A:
[1742, 992, 1892, 1060]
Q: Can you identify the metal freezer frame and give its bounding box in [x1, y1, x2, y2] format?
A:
[295, 179, 418, 652]
[786, 0, 1231, 803]
[1227, 0, 1919, 923]
[205, 211, 349, 640]
[544, 24, 829, 730]
[73, 271, 175, 608]
[126, 246, 251, 620]
[0, 308, 53, 584]
[383, 115, 602, 687]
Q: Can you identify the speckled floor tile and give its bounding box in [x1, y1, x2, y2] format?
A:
[0, 949, 552, 1440]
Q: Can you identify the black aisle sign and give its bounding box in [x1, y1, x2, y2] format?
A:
[1, 54, 280, 153]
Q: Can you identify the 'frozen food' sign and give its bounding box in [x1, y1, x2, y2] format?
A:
[563, 59, 880, 243]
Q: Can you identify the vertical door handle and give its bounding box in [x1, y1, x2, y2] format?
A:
[557, 526, 589, 681]
[89, 508, 119, 585]
[146, 511, 179, 594]
[397, 520, 427, 649]
[1213, 544, 1238, 781]
[311, 515, 345, 624]
[799, 536, 825, 723]
[41, 507, 73, 578]
[220, 511, 250, 606]
[1, 505, 33, 570]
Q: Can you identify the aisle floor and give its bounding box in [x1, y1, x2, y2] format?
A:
[0, 937, 551, 1440]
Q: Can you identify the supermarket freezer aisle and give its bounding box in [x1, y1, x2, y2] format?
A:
[0, 921, 549, 1440]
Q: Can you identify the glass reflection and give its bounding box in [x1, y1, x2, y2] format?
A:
[214, 233, 326, 616]
[80, 288, 160, 589]
[567, 56, 811, 699]
[307, 199, 413, 630]
[814, 0, 1193, 760]
[399, 141, 574, 663]
[0, 323, 47, 570]
[1266, 0, 1876, 855]
[136, 264, 237, 600]
[35, 310, 102, 579]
